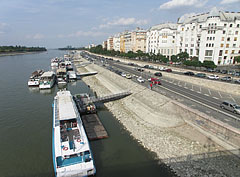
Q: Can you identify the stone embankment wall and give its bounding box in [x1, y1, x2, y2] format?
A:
[75, 56, 240, 177]
[89, 52, 240, 96]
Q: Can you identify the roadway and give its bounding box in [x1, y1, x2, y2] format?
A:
[81, 53, 240, 129]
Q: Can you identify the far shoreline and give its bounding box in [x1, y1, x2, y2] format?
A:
[0, 51, 47, 57]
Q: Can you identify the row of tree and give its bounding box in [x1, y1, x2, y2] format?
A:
[0, 46, 47, 53]
[89, 45, 220, 69]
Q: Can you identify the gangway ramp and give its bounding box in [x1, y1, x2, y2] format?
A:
[89, 91, 132, 104]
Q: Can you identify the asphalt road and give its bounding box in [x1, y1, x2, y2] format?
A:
[81, 53, 240, 129]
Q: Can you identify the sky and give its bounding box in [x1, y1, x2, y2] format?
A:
[0, 0, 239, 48]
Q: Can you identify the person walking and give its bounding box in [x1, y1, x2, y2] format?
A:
[150, 83, 153, 90]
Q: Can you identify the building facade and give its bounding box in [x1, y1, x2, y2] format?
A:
[131, 28, 147, 53]
[107, 36, 113, 51]
[113, 34, 120, 51]
[177, 8, 240, 65]
[146, 23, 178, 59]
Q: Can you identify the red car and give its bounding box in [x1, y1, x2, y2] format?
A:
[165, 68, 172, 72]
[150, 78, 161, 85]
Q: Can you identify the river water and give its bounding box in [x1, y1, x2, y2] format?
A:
[0, 50, 175, 177]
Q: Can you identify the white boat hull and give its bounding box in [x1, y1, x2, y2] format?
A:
[28, 80, 39, 86]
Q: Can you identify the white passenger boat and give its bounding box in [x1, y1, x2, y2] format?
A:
[52, 90, 96, 177]
[57, 68, 68, 85]
[39, 71, 56, 89]
[28, 70, 44, 87]
[67, 71, 77, 81]
[51, 58, 60, 67]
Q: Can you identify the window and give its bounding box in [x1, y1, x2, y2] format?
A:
[207, 37, 209, 40]
[234, 37, 237, 41]
[212, 44, 214, 47]
[191, 44, 194, 47]
[185, 44, 188, 47]
[210, 37, 212, 40]
[227, 37, 230, 41]
[224, 56, 227, 59]
[237, 24, 240, 28]
[223, 30, 225, 34]
[233, 44, 236, 47]
[213, 37, 215, 40]
[190, 49, 193, 55]
[222, 37, 224, 41]
[224, 24, 227, 27]
[199, 25, 202, 28]
[226, 44, 229, 48]
[225, 50, 228, 54]
[182, 28, 184, 31]
[206, 43, 208, 47]
[230, 24, 233, 27]
[232, 50, 235, 54]
[219, 50, 223, 56]
[220, 44, 224, 47]
[236, 31, 238, 35]
[205, 50, 213, 56]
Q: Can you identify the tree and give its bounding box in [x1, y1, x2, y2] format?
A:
[171, 55, 178, 62]
[201, 61, 217, 69]
[234, 56, 240, 63]
[177, 52, 189, 61]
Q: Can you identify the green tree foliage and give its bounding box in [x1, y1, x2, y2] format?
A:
[0, 46, 47, 53]
[177, 52, 189, 61]
[201, 61, 217, 69]
[234, 56, 240, 63]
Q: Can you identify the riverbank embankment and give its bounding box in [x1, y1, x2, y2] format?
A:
[74, 55, 240, 177]
[0, 51, 45, 57]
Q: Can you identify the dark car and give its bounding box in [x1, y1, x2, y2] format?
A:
[184, 71, 195, 76]
[154, 72, 162, 77]
[165, 68, 172, 72]
[234, 79, 240, 84]
[195, 73, 206, 78]
[221, 76, 232, 82]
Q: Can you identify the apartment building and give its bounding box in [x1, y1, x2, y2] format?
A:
[124, 31, 132, 53]
[131, 28, 147, 53]
[107, 36, 113, 51]
[146, 23, 178, 59]
[102, 41, 107, 49]
[113, 34, 120, 51]
[177, 8, 240, 65]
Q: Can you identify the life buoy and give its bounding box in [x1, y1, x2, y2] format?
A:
[77, 139, 81, 142]
[63, 147, 68, 151]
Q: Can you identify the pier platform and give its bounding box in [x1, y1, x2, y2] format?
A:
[82, 114, 108, 141]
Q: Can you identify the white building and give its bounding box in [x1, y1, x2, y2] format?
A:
[124, 31, 132, 53]
[146, 23, 178, 59]
[177, 8, 240, 65]
[113, 34, 120, 51]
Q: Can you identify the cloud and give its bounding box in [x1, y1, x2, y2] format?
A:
[220, 0, 240, 4]
[26, 33, 45, 39]
[159, 0, 208, 9]
[57, 31, 106, 38]
[0, 22, 8, 34]
[99, 17, 148, 29]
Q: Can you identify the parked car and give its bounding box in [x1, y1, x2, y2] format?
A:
[137, 68, 144, 72]
[137, 77, 145, 83]
[165, 68, 172, 72]
[121, 72, 126, 77]
[154, 72, 162, 77]
[195, 73, 206, 78]
[220, 101, 240, 114]
[221, 76, 232, 82]
[125, 74, 132, 79]
[221, 70, 228, 74]
[149, 78, 161, 85]
[207, 75, 219, 80]
[184, 71, 195, 76]
[207, 68, 215, 72]
[159, 67, 166, 71]
[234, 79, 240, 84]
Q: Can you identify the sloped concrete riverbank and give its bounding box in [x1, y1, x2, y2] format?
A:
[75, 56, 240, 177]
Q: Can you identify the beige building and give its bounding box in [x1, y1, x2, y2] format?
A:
[102, 41, 107, 49]
[131, 28, 147, 53]
[107, 36, 113, 50]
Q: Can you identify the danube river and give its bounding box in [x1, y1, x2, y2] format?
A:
[0, 50, 175, 177]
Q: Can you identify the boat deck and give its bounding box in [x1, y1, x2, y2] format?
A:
[82, 114, 108, 141]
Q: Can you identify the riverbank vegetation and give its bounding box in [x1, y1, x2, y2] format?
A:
[89, 45, 217, 69]
[0, 46, 47, 53]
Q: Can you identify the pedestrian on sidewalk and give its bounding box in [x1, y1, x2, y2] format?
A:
[150, 83, 153, 90]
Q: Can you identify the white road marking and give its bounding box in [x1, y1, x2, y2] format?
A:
[184, 82, 187, 87]
[157, 85, 240, 121]
[178, 81, 181, 85]
[199, 87, 202, 93]
[197, 91, 201, 94]
[218, 91, 223, 98]
[213, 97, 219, 100]
[229, 95, 236, 103]
[208, 89, 211, 95]
[204, 94, 209, 96]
